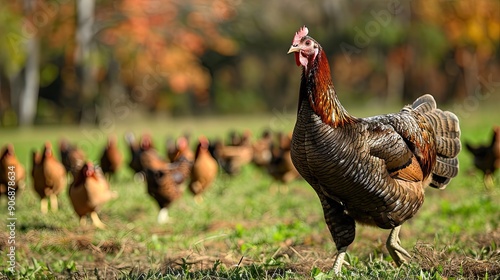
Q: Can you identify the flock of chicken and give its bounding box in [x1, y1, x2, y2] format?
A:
[1, 26, 498, 274]
[0, 128, 300, 227]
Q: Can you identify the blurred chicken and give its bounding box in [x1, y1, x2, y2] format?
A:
[100, 135, 123, 179]
[213, 130, 253, 175]
[32, 142, 67, 214]
[144, 155, 192, 223]
[188, 136, 218, 203]
[167, 135, 194, 162]
[69, 161, 117, 229]
[267, 132, 300, 183]
[165, 136, 177, 163]
[125, 132, 155, 174]
[0, 144, 26, 197]
[465, 126, 500, 189]
[59, 138, 86, 179]
[252, 129, 274, 168]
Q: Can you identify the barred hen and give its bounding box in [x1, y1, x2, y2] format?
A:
[32, 142, 67, 214]
[188, 136, 218, 203]
[288, 26, 461, 273]
[0, 144, 26, 197]
[144, 155, 192, 224]
[465, 126, 500, 189]
[69, 161, 117, 229]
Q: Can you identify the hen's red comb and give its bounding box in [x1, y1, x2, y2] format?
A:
[292, 26, 309, 46]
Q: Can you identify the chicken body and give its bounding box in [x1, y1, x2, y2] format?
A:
[100, 136, 123, 179]
[189, 137, 218, 203]
[267, 132, 300, 183]
[59, 139, 86, 179]
[69, 162, 117, 228]
[288, 26, 461, 274]
[465, 126, 500, 189]
[32, 142, 67, 214]
[0, 144, 26, 197]
[145, 156, 192, 223]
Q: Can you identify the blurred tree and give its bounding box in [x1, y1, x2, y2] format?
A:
[0, 0, 498, 126]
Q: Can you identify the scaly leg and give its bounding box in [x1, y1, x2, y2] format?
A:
[49, 194, 58, 212]
[386, 225, 411, 266]
[318, 192, 356, 274]
[40, 198, 48, 214]
[90, 211, 107, 229]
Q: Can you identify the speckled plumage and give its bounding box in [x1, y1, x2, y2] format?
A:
[288, 26, 461, 273]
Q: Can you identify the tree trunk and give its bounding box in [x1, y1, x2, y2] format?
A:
[75, 0, 97, 124]
[17, 0, 40, 126]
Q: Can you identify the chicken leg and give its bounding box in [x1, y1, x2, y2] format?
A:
[40, 197, 48, 214]
[157, 207, 170, 224]
[90, 211, 107, 229]
[319, 193, 356, 274]
[386, 225, 411, 266]
[49, 194, 59, 212]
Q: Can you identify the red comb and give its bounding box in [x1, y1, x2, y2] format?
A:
[292, 26, 309, 46]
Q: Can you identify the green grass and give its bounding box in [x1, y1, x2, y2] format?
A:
[1, 102, 499, 279]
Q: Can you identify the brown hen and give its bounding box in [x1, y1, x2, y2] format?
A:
[188, 136, 218, 203]
[0, 144, 26, 197]
[252, 129, 274, 168]
[100, 135, 123, 179]
[59, 139, 86, 179]
[69, 161, 117, 229]
[32, 142, 67, 214]
[267, 132, 300, 183]
[213, 130, 253, 176]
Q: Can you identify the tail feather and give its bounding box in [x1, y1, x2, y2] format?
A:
[412, 94, 461, 189]
[412, 94, 436, 113]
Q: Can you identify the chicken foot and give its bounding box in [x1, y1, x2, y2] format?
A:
[40, 197, 48, 214]
[90, 211, 107, 229]
[386, 225, 411, 266]
[319, 193, 356, 275]
[49, 194, 58, 212]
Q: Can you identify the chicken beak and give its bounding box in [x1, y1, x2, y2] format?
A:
[287, 45, 300, 54]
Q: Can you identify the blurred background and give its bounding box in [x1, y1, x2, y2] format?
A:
[0, 0, 498, 127]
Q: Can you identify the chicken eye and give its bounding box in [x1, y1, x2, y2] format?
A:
[305, 40, 311, 46]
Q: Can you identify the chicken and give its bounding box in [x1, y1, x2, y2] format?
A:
[252, 129, 274, 168]
[465, 126, 500, 189]
[144, 155, 192, 223]
[188, 136, 218, 203]
[169, 136, 195, 163]
[32, 142, 67, 214]
[100, 135, 123, 179]
[267, 132, 300, 183]
[165, 136, 177, 163]
[125, 132, 155, 174]
[213, 130, 254, 175]
[69, 161, 117, 229]
[59, 139, 86, 179]
[0, 144, 26, 197]
[287, 26, 461, 274]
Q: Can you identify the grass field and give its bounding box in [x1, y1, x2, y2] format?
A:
[1, 100, 499, 279]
